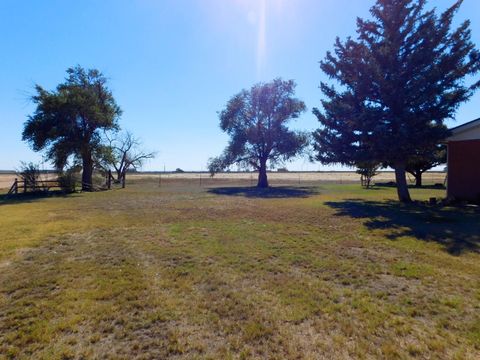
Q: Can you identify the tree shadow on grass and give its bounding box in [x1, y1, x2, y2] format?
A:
[208, 186, 319, 199]
[0, 191, 77, 206]
[375, 182, 446, 190]
[326, 199, 480, 255]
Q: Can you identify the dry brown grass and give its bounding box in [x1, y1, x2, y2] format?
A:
[0, 173, 57, 190]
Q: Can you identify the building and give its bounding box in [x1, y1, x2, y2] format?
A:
[446, 118, 480, 202]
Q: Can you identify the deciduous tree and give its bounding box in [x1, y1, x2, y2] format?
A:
[104, 131, 156, 188]
[356, 161, 380, 189]
[208, 79, 308, 188]
[23, 66, 122, 191]
[405, 145, 446, 187]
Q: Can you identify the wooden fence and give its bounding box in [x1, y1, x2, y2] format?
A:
[7, 170, 114, 196]
[7, 178, 62, 195]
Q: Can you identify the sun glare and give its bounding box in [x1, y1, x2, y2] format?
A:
[200, 0, 291, 77]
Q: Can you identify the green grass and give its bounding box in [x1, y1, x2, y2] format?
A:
[0, 179, 479, 359]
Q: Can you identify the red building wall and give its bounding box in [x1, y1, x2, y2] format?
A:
[447, 139, 480, 202]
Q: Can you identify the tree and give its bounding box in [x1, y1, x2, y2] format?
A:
[313, 0, 480, 202]
[356, 161, 380, 189]
[208, 79, 308, 188]
[405, 144, 446, 187]
[22, 66, 122, 191]
[104, 131, 156, 188]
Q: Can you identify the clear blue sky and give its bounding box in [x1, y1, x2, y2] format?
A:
[1, 0, 479, 171]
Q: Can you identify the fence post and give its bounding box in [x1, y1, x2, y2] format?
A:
[107, 170, 112, 190]
[14, 178, 18, 194]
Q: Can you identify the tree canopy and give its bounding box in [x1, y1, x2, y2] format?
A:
[356, 161, 381, 189]
[405, 144, 446, 187]
[208, 79, 308, 188]
[22, 66, 122, 191]
[313, 0, 480, 202]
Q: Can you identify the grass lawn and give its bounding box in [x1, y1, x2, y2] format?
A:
[0, 179, 479, 359]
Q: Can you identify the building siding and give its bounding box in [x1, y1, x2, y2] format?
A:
[447, 139, 480, 202]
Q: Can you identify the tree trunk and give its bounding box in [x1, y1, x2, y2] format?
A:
[257, 160, 269, 188]
[121, 170, 126, 188]
[82, 154, 93, 191]
[414, 171, 422, 188]
[394, 163, 412, 203]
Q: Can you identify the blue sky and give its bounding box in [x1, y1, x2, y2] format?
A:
[1, 0, 479, 171]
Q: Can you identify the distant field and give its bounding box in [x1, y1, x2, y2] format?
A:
[0, 177, 478, 359]
[0, 171, 447, 190]
[131, 171, 447, 183]
[0, 173, 56, 190]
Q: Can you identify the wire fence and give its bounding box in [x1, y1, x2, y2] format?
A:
[129, 171, 448, 188]
[1, 171, 448, 193]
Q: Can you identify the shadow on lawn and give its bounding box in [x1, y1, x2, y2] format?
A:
[208, 186, 319, 199]
[0, 191, 76, 206]
[375, 182, 446, 190]
[326, 199, 480, 255]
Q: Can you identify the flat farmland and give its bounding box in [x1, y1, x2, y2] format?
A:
[130, 171, 447, 193]
[0, 173, 57, 190]
[0, 171, 447, 190]
[1, 177, 478, 359]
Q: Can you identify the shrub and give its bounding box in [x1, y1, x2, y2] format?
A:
[17, 162, 40, 187]
[58, 169, 80, 193]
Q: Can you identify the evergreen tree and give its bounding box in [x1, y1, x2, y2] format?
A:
[313, 0, 480, 202]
